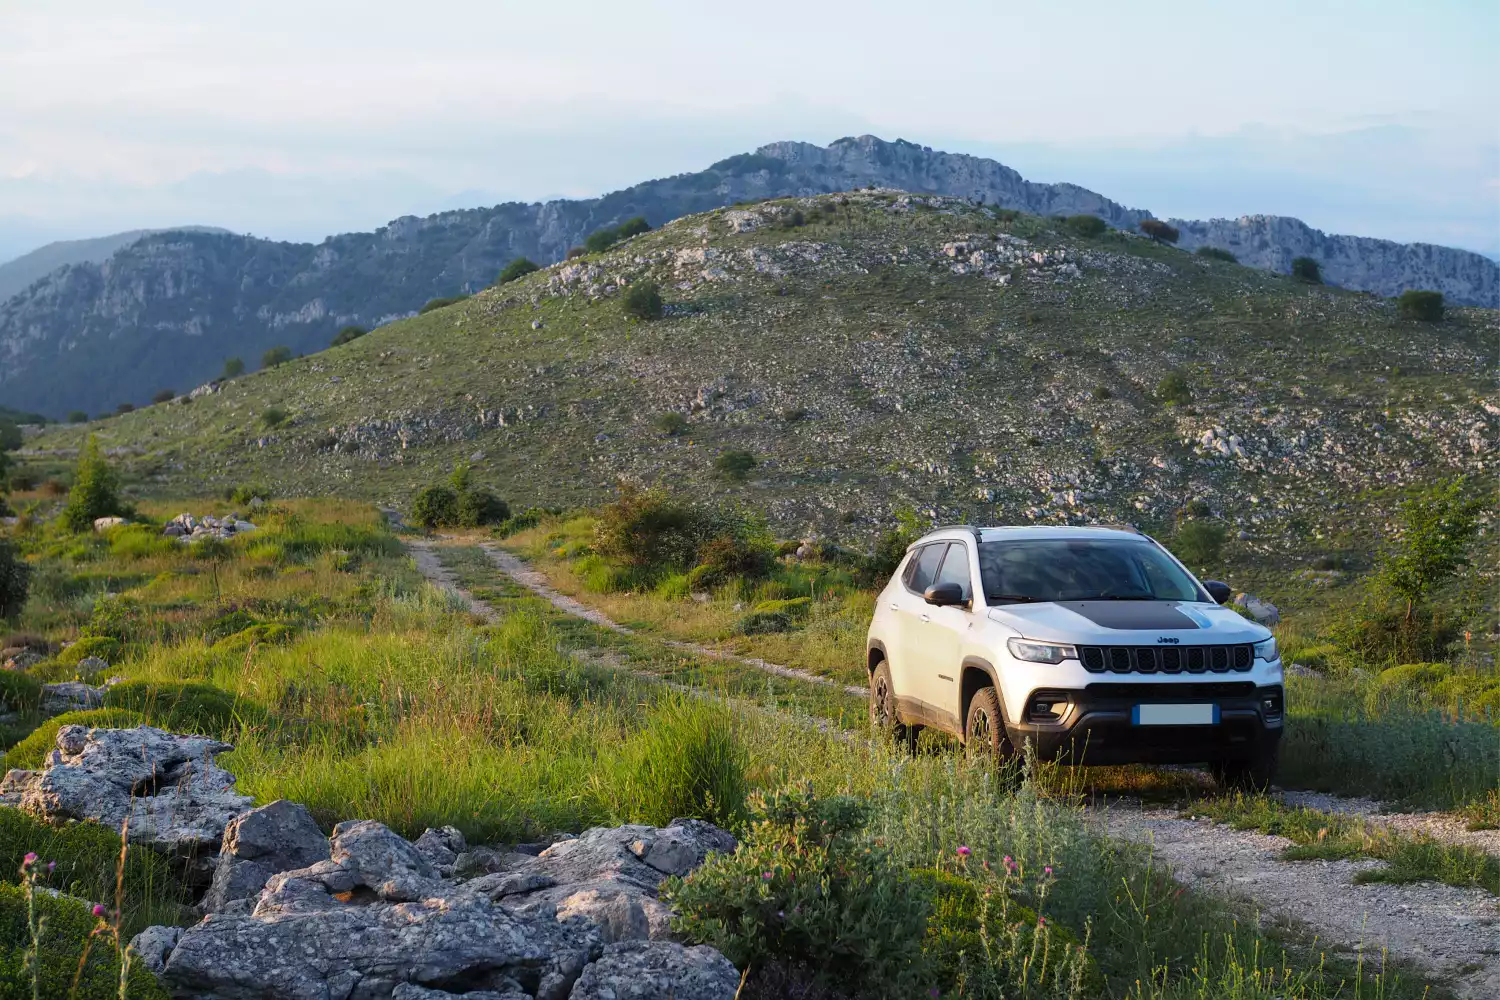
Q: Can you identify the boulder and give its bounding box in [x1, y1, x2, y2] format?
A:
[128, 924, 183, 975]
[93, 516, 128, 532]
[569, 941, 739, 1000]
[1233, 592, 1281, 625]
[414, 825, 468, 875]
[72, 655, 110, 683]
[0, 725, 253, 881]
[40, 681, 104, 715]
[392, 986, 529, 1000]
[202, 799, 330, 915]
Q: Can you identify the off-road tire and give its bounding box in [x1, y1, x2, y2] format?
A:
[964, 685, 1013, 760]
[1212, 744, 1280, 791]
[869, 661, 915, 748]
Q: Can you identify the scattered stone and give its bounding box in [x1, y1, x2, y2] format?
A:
[0, 725, 253, 881]
[128, 924, 183, 976]
[92, 516, 128, 532]
[1233, 592, 1281, 625]
[40, 681, 104, 715]
[569, 941, 740, 1000]
[164, 512, 259, 543]
[202, 799, 330, 915]
[414, 825, 468, 875]
[72, 655, 110, 683]
[1286, 663, 1321, 678]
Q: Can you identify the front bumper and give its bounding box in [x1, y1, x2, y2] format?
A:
[1004, 679, 1283, 765]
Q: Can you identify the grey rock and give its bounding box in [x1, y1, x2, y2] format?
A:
[203, 799, 329, 914]
[1233, 592, 1282, 626]
[567, 941, 739, 1000]
[0, 725, 252, 881]
[414, 825, 468, 873]
[392, 986, 530, 1000]
[332, 818, 442, 893]
[128, 924, 183, 976]
[40, 681, 104, 715]
[72, 655, 110, 682]
[555, 890, 650, 944]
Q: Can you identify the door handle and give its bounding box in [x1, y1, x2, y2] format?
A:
[889, 602, 900, 610]
[920, 614, 931, 622]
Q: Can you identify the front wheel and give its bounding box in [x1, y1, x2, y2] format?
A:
[1212, 744, 1280, 791]
[964, 686, 1014, 761]
[869, 661, 916, 749]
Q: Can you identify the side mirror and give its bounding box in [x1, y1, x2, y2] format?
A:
[924, 582, 967, 607]
[1203, 580, 1232, 605]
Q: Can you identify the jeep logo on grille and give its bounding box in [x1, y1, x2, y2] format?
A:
[1156, 637, 1180, 644]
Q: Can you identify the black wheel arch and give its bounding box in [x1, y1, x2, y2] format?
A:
[866, 639, 889, 676]
[959, 656, 1009, 733]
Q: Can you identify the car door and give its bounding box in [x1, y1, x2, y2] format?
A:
[890, 542, 948, 721]
[913, 541, 974, 730]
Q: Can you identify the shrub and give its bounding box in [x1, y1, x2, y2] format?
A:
[1156, 370, 1191, 406]
[262, 406, 289, 429]
[412, 485, 459, 529]
[595, 485, 705, 569]
[1397, 290, 1444, 321]
[493, 257, 539, 286]
[115, 402, 135, 414]
[56, 635, 121, 666]
[1091, 385, 1112, 401]
[66, 410, 89, 424]
[1376, 476, 1483, 619]
[1139, 219, 1179, 244]
[0, 883, 173, 998]
[60, 437, 124, 534]
[663, 783, 932, 997]
[81, 594, 144, 641]
[456, 488, 510, 528]
[655, 573, 692, 599]
[201, 608, 260, 645]
[151, 388, 176, 404]
[103, 680, 250, 737]
[655, 411, 688, 436]
[691, 534, 774, 590]
[1195, 246, 1237, 263]
[585, 217, 652, 254]
[714, 450, 757, 482]
[0, 671, 42, 714]
[4, 709, 144, 770]
[1172, 520, 1226, 572]
[616, 216, 651, 240]
[209, 623, 297, 654]
[1291, 256, 1322, 283]
[261, 345, 293, 368]
[331, 325, 368, 347]
[1063, 215, 1106, 238]
[222, 357, 246, 379]
[1329, 601, 1459, 664]
[0, 538, 30, 620]
[619, 696, 748, 828]
[229, 483, 273, 505]
[565, 246, 587, 260]
[622, 281, 664, 321]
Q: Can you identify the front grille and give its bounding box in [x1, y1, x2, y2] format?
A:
[1079, 644, 1253, 675]
[1085, 682, 1257, 700]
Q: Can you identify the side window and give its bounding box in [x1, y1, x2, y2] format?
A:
[907, 543, 948, 594]
[933, 543, 973, 600]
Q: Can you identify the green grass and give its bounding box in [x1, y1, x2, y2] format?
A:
[1192, 794, 1499, 895]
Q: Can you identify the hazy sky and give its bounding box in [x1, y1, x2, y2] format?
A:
[2, 0, 1496, 258]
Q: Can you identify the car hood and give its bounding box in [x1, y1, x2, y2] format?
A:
[986, 600, 1269, 645]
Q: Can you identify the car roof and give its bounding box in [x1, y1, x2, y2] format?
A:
[911, 524, 1151, 548]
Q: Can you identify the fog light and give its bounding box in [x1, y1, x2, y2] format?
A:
[1260, 690, 1284, 721]
[1027, 691, 1068, 722]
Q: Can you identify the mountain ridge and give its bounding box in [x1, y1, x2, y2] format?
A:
[2, 135, 1495, 419]
[0, 226, 229, 302]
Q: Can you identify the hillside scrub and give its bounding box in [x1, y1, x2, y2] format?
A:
[621, 280, 664, 320]
[0, 538, 29, 620]
[1397, 290, 1444, 321]
[331, 324, 367, 346]
[1291, 256, 1322, 283]
[1195, 246, 1237, 263]
[59, 436, 126, 533]
[260, 345, 292, 368]
[495, 257, 540, 285]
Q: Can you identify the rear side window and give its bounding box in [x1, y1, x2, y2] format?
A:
[906, 543, 949, 593]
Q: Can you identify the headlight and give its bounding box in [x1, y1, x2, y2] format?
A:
[1007, 638, 1078, 664]
[1254, 637, 1278, 662]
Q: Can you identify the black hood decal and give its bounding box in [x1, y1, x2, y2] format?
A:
[1054, 601, 1201, 630]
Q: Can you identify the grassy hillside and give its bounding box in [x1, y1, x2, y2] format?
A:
[26, 192, 1496, 567]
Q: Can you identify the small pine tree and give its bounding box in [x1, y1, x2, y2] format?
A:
[496, 257, 540, 285]
[1156, 371, 1192, 406]
[1397, 290, 1444, 322]
[261, 346, 292, 368]
[1290, 257, 1322, 284]
[623, 282, 664, 321]
[61, 436, 124, 533]
[222, 357, 246, 379]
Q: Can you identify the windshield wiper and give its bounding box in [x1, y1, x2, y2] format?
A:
[987, 594, 1040, 603]
[1078, 594, 1157, 601]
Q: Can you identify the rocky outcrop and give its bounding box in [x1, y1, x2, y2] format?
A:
[39, 681, 104, 715]
[569, 941, 740, 1000]
[0, 725, 253, 880]
[164, 512, 258, 542]
[201, 799, 330, 915]
[1171, 214, 1498, 307]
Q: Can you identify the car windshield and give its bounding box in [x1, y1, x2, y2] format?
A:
[977, 538, 1205, 603]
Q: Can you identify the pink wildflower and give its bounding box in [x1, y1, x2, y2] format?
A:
[956, 845, 971, 858]
[92, 904, 106, 917]
[761, 871, 774, 880]
[1044, 865, 1053, 875]
[21, 852, 36, 867]
[46, 861, 56, 872]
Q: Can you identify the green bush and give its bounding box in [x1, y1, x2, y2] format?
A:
[102, 681, 249, 737]
[654, 573, 691, 599]
[691, 534, 773, 589]
[595, 485, 705, 569]
[260, 345, 292, 368]
[1328, 601, 1459, 664]
[663, 783, 931, 998]
[56, 636, 120, 667]
[0, 539, 29, 620]
[622, 281, 664, 321]
[654, 412, 688, 436]
[60, 437, 124, 534]
[1195, 246, 1237, 263]
[229, 483, 273, 505]
[1063, 215, 1106, 238]
[331, 325, 368, 347]
[1396, 290, 1444, 321]
[455, 489, 510, 528]
[1171, 520, 1226, 573]
[81, 595, 144, 642]
[620, 696, 748, 829]
[496, 257, 540, 285]
[209, 623, 296, 654]
[585, 217, 652, 254]
[412, 485, 459, 530]
[221, 357, 245, 379]
[0, 672, 42, 715]
[1139, 219, 1179, 243]
[201, 609, 260, 645]
[419, 296, 467, 314]
[66, 410, 89, 424]
[1291, 256, 1322, 283]
[261, 406, 289, 429]
[1155, 371, 1191, 406]
[714, 449, 757, 482]
[0, 883, 172, 999]
[4, 709, 144, 770]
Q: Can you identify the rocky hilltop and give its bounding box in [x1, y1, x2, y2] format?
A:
[3, 135, 1496, 418]
[26, 193, 1496, 555]
[1172, 215, 1498, 306]
[0, 225, 229, 302]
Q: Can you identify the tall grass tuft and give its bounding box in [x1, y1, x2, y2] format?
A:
[612, 694, 749, 829]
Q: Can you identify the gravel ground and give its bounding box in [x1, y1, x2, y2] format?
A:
[1103, 801, 1500, 999]
[1278, 790, 1500, 859]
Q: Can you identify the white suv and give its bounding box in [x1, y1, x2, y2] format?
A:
[866, 525, 1284, 787]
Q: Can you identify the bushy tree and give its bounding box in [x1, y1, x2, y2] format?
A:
[115, 402, 135, 414]
[496, 257, 540, 285]
[60, 436, 124, 533]
[1172, 520, 1226, 572]
[0, 537, 28, 619]
[1139, 219, 1180, 244]
[1196, 246, 1237, 263]
[261, 345, 292, 368]
[1397, 290, 1444, 322]
[655, 412, 688, 436]
[411, 485, 459, 529]
[0, 421, 20, 452]
[152, 388, 176, 404]
[622, 281, 664, 321]
[1377, 476, 1484, 620]
[1064, 215, 1106, 237]
[331, 325, 368, 347]
[1291, 256, 1322, 283]
[66, 410, 89, 424]
[565, 246, 587, 260]
[222, 357, 246, 379]
[1156, 370, 1192, 406]
[419, 296, 466, 314]
[715, 450, 757, 482]
[616, 216, 651, 239]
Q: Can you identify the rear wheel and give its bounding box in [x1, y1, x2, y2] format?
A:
[869, 661, 916, 749]
[964, 685, 1014, 760]
[1212, 744, 1280, 791]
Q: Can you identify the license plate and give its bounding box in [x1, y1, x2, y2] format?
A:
[1133, 703, 1219, 726]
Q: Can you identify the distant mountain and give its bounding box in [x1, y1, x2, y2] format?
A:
[0, 226, 229, 302]
[2, 136, 1495, 418]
